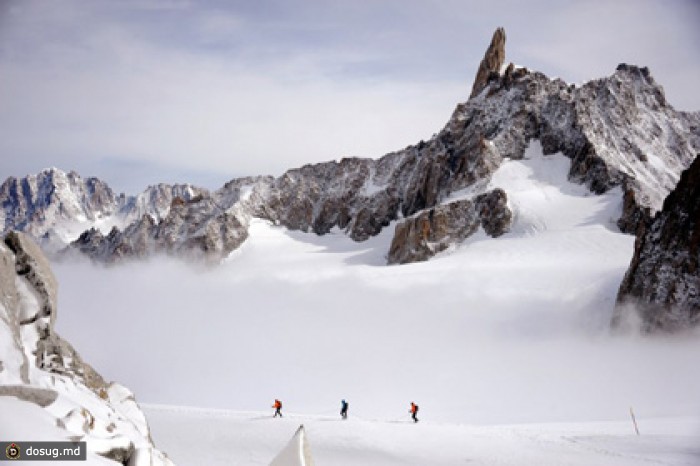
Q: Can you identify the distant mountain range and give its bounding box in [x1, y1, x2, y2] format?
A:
[2, 28, 698, 331]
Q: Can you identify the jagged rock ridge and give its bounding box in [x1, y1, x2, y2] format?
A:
[240, 59, 697, 263]
[1, 29, 698, 268]
[0, 169, 210, 256]
[613, 154, 700, 331]
[69, 176, 263, 263]
[0, 232, 174, 464]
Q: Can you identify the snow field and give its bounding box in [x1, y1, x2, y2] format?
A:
[142, 404, 700, 466]
[0, 397, 119, 466]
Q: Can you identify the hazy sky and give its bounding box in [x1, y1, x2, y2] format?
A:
[1, 0, 698, 193]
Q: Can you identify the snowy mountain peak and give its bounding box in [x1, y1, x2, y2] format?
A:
[118, 182, 209, 224]
[1, 30, 698, 277]
[0, 168, 118, 249]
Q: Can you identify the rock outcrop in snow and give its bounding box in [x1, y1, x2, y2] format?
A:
[613, 154, 700, 332]
[0, 232, 173, 465]
[1, 28, 698, 269]
[387, 189, 511, 264]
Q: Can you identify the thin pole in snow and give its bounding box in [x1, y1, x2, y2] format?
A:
[629, 407, 640, 435]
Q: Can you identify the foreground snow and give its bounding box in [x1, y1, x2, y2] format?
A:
[143, 404, 700, 466]
[0, 397, 116, 465]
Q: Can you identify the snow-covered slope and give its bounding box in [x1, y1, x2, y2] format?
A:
[0, 232, 173, 465]
[269, 424, 313, 466]
[143, 406, 700, 466]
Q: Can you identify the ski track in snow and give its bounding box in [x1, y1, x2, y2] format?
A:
[49, 141, 700, 464]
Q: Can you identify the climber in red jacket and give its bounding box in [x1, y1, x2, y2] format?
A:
[410, 402, 419, 423]
[273, 399, 283, 418]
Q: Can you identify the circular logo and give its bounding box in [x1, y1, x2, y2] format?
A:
[6, 443, 20, 460]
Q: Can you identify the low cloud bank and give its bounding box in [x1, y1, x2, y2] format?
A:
[53, 234, 700, 425]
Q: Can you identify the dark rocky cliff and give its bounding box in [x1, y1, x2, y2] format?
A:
[613, 155, 700, 332]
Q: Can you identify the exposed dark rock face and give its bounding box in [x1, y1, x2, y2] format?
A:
[476, 188, 512, 237]
[538, 63, 699, 233]
[247, 57, 696, 261]
[388, 189, 512, 264]
[388, 200, 481, 265]
[470, 27, 506, 98]
[248, 154, 452, 243]
[617, 187, 653, 236]
[613, 155, 700, 332]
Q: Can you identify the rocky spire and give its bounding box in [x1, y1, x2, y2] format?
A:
[470, 27, 506, 98]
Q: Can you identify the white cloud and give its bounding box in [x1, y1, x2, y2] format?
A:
[51, 220, 700, 423]
[513, 0, 700, 109]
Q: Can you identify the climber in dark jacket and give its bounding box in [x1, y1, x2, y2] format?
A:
[340, 399, 349, 419]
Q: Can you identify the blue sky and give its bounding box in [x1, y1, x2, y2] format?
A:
[1, 0, 698, 193]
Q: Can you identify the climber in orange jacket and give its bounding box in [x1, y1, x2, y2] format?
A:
[409, 402, 419, 423]
[273, 399, 283, 418]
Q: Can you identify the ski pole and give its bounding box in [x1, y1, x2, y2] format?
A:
[629, 407, 640, 435]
